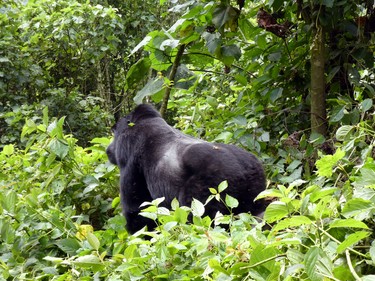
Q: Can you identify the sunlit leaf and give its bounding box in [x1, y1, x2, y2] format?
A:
[336, 231, 370, 253]
[315, 148, 345, 177]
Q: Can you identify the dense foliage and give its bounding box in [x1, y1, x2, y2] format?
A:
[1, 0, 375, 280]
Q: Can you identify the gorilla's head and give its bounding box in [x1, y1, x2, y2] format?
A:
[106, 104, 161, 167]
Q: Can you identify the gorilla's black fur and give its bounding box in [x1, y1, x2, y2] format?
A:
[107, 104, 266, 233]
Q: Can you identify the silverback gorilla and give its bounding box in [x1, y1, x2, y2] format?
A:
[106, 104, 266, 234]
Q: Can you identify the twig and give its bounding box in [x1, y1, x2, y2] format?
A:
[346, 250, 362, 281]
[160, 44, 186, 118]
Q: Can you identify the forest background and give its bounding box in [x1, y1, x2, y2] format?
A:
[1, 0, 375, 280]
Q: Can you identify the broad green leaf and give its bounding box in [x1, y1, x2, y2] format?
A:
[130, 35, 152, 55]
[2, 144, 14, 156]
[342, 198, 374, 218]
[354, 167, 375, 187]
[310, 187, 337, 202]
[264, 202, 289, 223]
[336, 231, 370, 253]
[272, 216, 312, 232]
[73, 255, 104, 271]
[125, 58, 151, 90]
[160, 39, 179, 51]
[268, 0, 284, 11]
[255, 188, 284, 199]
[335, 125, 353, 141]
[234, 74, 247, 86]
[330, 106, 345, 123]
[315, 148, 345, 177]
[87, 232, 100, 251]
[55, 238, 81, 255]
[90, 137, 111, 145]
[221, 44, 241, 61]
[304, 247, 333, 281]
[206, 96, 218, 107]
[134, 77, 164, 104]
[202, 32, 221, 54]
[208, 258, 229, 275]
[329, 218, 369, 229]
[326, 66, 340, 83]
[171, 198, 179, 210]
[212, 5, 239, 31]
[270, 87, 283, 102]
[191, 198, 205, 217]
[214, 132, 233, 143]
[360, 98, 373, 113]
[48, 138, 69, 159]
[225, 194, 239, 208]
[322, 0, 334, 8]
[218, 180, 228, 193]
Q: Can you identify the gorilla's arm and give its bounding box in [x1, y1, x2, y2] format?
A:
[119, 166, 156, 234]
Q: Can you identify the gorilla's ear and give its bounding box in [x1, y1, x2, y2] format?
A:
[131, 104, 161, 122]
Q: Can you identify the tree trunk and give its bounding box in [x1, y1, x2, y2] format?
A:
[310, 26, 327, 136]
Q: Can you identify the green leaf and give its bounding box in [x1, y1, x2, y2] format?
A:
[87, 232, 100, 251]
[171, 198, 179, 210]
[2, 144, 14, 156]
[48, 138, 69, 159]
[255, 188, 284, 199]
[370, 244, 375, 264]
[125, 58, 151, 90]
[360, 98, 373, 113]
[315, 148, 345, 177]
[134, 77, 165, 104]
[55, 238, 81, 255]
[214, 132, 233, 143]
[221, 44, 241, 61]
[160, 39, 179, 51]
[329, 218, 369, 229]
[335, 125, 353, 141]
[264, 202, 289, 223]
[202, 32, 221, 55]
[73, 255, 104, 271]
[218, 180, 228, 193]
[354, 167, 375, 187]
[330, 106, 345, 123]
[272, 216, 312, 233]
[212, 4, 239, 32]
[342, 198, 374, 218]
[225, 194, 239, 208]
[191, 198, 205, 217]
[310, 187, 337, 202]
[322, 0, 334, 8]
[336, 231, 370, 253]
[268, 0, 284, 11]
[130, 35, 152, 55]
[42, 106, 49, 126]
[234, 74, 247, 86]
[206, 96, 218, 107]
[304, 247, 333, 281]
[326, 66, 340, 83]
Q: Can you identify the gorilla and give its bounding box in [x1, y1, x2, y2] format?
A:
[106, 104, 266, 234]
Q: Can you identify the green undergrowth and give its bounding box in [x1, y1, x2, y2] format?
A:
[1, 111, 375, 280]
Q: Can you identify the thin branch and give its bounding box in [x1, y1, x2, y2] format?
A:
[346, 250, 362, 281]
[160, 44, 186, 118]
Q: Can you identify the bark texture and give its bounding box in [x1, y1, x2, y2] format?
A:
[310, 26, 327, 136]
